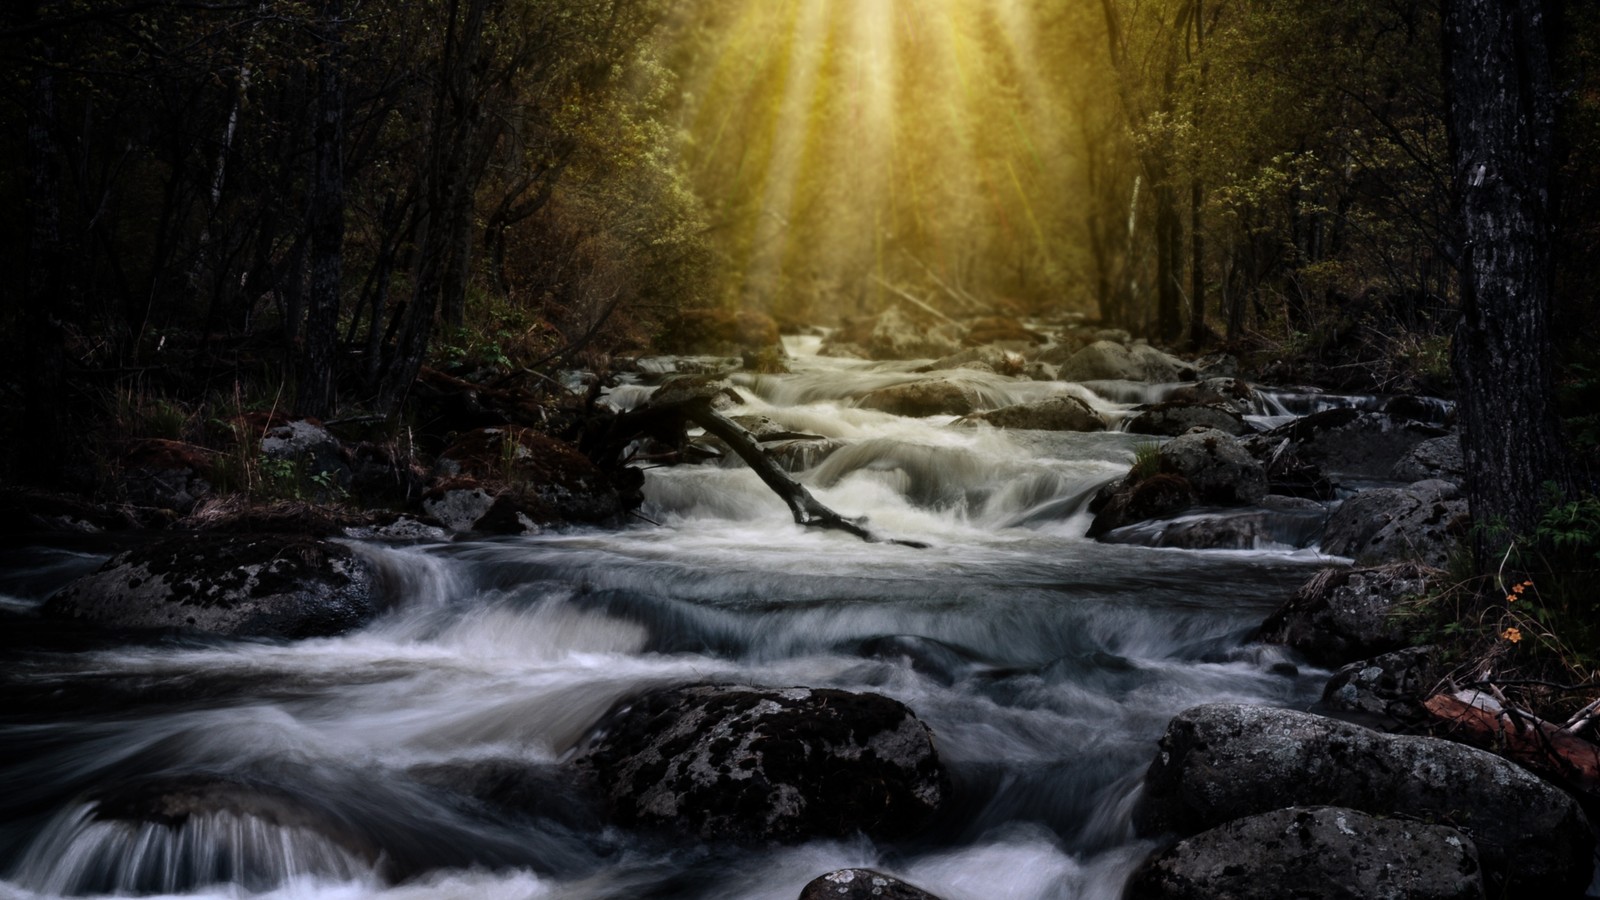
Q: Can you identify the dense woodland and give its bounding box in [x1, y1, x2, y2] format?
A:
[2, 0, 1599, 565]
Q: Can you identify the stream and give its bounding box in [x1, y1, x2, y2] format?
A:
[0, 338, 1365, 900]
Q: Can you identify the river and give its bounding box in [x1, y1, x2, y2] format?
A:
[0, 338, 1349, 899]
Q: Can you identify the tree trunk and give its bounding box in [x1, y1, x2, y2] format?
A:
[1155, 185, 1182, 343]
[1188, 178, 1206, 350]
[1443, 0, 1570, 564]
[299, 0, 346, 418]
[23, 5, 66, 481]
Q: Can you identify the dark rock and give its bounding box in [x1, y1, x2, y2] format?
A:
[1126, 806, 1483, 900]
[955, 395, 1105, 431]
[1238, 434, 1336, 501]
[1087, 474, 1198, 538]
[1101, 505, 1327, 551]
[1390, 435, 1466, 484]
[406, 759, 604, 832]
[576, 684, 948, 843]
[1133, 704, 1593, 899]
[1256, 563, 1434, 667]
[427, 427, 636, 532]
[857, 380, 982, 417]
[177, 497, 366, 536]
[43, 534, 383, 639]
[1050, 340, 1196, 383]
[1158, 428, 1268, 505]
[1193, 352, 1240, 379]
[1125, 403, 1252, 437]
[799, 869, 945, 900]
[1264, 409, 1447, 479]
[0, 489, 143, 536]
[118, 439, 218, 513]
[1320, 646, 1439, 728]
[1162, 377, 1258, 414]
[261, 420, 351, 493]
[649, 375, 743, 409]
[1322, 484, 1467, 567]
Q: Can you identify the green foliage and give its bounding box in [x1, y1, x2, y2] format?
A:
[1129, 441, 1162, 483]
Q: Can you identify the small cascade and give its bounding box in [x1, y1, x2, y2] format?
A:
[10, 805, 375, 896]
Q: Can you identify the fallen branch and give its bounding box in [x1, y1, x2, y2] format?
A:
[1425, 691, 1600, 795]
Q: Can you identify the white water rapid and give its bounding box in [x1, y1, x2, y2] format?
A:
[0, 339, 1357, 900]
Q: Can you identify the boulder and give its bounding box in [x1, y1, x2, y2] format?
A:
[1161, 377, 1258, 414]
[1390, 435, 1466, 484]
[926, 346, 1027, 376]
[576, 684, 948, 843]
[1256, 563, 1434, 667]
[43, 534, 382, 639]
[1158, 428, 1268, 506]
[1100, 503, 1327, 551]
[1087, 474, 1197, 538]
[1125, 403, 1252, 437]
[1263, 409, 1447, 480]
[1238, 433, 1336, 501]
[1134, 704, 1593, 898]
[963, 316, 1044, 346]
[955, 396, 1105, 432]
[1322, 483, 1467, 567]
[857, 380, 982, 417]
[1320, 646, 1439, 728]
[261, 419, 351, 493]
[1125, 806, 1483, 900]
[1052, 341, 1196, 383]
[799, 869, 944, 900]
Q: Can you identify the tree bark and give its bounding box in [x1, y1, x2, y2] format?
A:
[299, 0, 346, 418]
[1443, 0, 1571, 563]
[23, 1, 67, 481]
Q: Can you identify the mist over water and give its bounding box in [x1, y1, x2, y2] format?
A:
[0, 343, 1338, 900]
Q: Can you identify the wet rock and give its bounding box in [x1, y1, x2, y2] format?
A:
[649, 375, 743, 409]
[177, 496, 366, 536]
[576, 684, 948, 843]
[1238, 433, 1336, 501]
[955, 395, 1105, 431]
[1162, 376, 1258, 414]
[1050, 340, 1196, 383]
[1133, 703, 1593, 898]
[1125, 403, 1253, 437]
[1087, 473, 1198, 538]
[1158, 428, 1268, 506]
[1390, 435, 1466, 484]
[1023, 361, 1059, 382]
[406, 759, 604, 832]
[857, 380, 982, 417]
[799, 869, 945, 900]
[927, 346, 1027, 376]
[44, 534, 383, 639]
[0, 489, 143, 535]
[1322, 483, 1467, 567]
[1320, 646, 1439, 727]
[1101, 504, 1327, 551]
[1256, 563, 1435, 667]
[1126, 806, 1483, 900]
[427, 427, 637, 532]
[118, 439, 218, 513]
[1193, 352, 1240, 379]
[1263, 409, 1447, 480]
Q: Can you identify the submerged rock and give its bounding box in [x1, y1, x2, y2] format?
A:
[799, 869, 945, 900]
[954, 395, 1105, 431]
[576, 684, 948, 843]
[1134, 704, 1593, 898]
[1126, 806, 1483, 900]
[1256, 563, 1434, 667]
[44, 534, 382, 639]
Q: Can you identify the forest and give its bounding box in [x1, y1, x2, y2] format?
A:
[8, 3, 1600, 900]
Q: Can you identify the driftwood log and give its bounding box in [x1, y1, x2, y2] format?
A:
[601, 376, 925, 548]
[1425, 691, 1600, 796]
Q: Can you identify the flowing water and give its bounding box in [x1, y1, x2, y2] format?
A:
[0, 339, 1362, 900]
